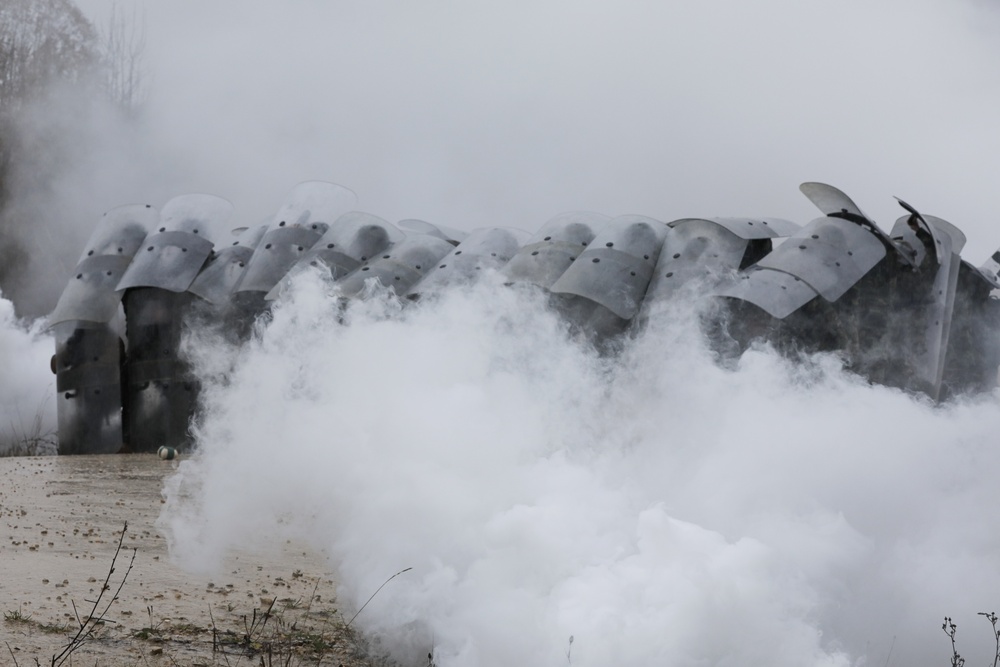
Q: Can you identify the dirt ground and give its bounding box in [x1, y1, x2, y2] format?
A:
[0, 454, 386, 667]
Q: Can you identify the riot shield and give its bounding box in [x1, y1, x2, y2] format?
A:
[117, 194, 234, 293]
[48, 204, 158, 326]
[549, 215, 668, 320]
[264, 212, 403, 300]
[670, 217, 800, 240]
[51, 320, 125, 454]
[976, 249, 1000, 289]
[715, 267, 820, 320]
[407, 227, 530, 297]
[501, 211, 610, 290]
[644, 219, 754, 307]
[755, 216, 886, 302]
[237, 182, 358, 294]
[397, 218, 469, 245]
[335, 234, 456, 299]
[188, 225, 267, 305]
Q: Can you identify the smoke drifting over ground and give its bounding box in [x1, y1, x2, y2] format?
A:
[0, 290, 56, 454]
[162, 274, 1000, 666]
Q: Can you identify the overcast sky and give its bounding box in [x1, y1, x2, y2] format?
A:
[72, 0, 1000, 261]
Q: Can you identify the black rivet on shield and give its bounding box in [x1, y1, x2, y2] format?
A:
[65, 392, 72, 399]
[666, 272, 674, 278]
[182, 248, 188, 252]
[147, 246, 154, 251]
[106, 270, 112, 276]
[310, 261, 317, 266]
[193, 229, 199, 234]
[762, 221, 769, 225]
[781, 285, 787, 290]
[117, 247, 123, 253]
[327, 243, 334, 248]
[630, 271, 636, 276]
[297, 246, 303, 251]
[569, 256, 575, 261]
[606, 242, 614, 247]
[415, 265, 421, 269]
[311, 224, 317, 229]
[581, 241, 588, 246]
[87, 250, 94, 256]
[673, 253, 681, 259]
[76, 274, 82, 279]
[232, 241, 239, 246]
[440, 264, 446, 269]
[644, 255, 649, 260]
[238, 261, 245, 267]
[544, 236, 551, 241]
[491, 252, 496, 256]
[592, 258, 600, 263]
[279, 221, 286, 227]
[835, 262, 841, 267]
[361, 256, 367, 261]
[383, 255, 390, 259]
[265, 243, 272, 249]
[455, 251, 462, 255]
[811, 235, 819, 239]
[531, 251, 539, 256]
[799, 245, 806, 250]
[394, 276, 401, 280]
[748, 221, 754, 225]
[848, 251, 853, 256]
[159, 227, 165, 232]
[362, 267, 369, 271]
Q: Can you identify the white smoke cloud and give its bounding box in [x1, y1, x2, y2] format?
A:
[160, 273, 1000, 666]
[0, 290, 57, 455]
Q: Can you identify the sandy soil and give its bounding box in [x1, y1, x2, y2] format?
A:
[0, 454, 381, 667]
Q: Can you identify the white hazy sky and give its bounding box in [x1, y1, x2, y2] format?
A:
[73, 0, 1000, 260]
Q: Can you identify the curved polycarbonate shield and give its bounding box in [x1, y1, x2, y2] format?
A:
[263, 212, 403, 299]
[49, 204, 159, 326]
[335, 234, 456, 299]
[236, 182, 359, 294]
[189, 225, 267, 304]
[501, 211, 610, 289]
[237, 226, 328, 293]
[715, 267, 819, 320]
[51, 321, 124, 454]
[756, 216, 886, 302]
[408, 227, 530, 296]
[271, 181, 358, 229]
[644, 220, 750, 305]
[117, 194, 234, 292]
[800, 182, 869, 219]
[549, 215, 669, 320]
[397, 218, 469, 245]
[669, 217, 800, 240]
[912, 216, 965, 398]
[71, 204, 159, 264]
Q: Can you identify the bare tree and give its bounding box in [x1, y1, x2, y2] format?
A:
[100, 0, 147, 113]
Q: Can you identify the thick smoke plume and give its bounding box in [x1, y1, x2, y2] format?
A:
[161, 273, 1000, 666]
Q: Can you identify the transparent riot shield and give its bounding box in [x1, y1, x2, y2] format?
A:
[264, 212, 404, 300]
[49, 204, 159, 326]
[715, 267, 820, 320]
[397, 219, 469, 245]
[237, 182, 358, 295]
[644, 220, 753, 307]
[117, 194, 234, 293]
[501, 211, 610, 290]
[755, 216, 886, 302]
[189, 225, 267, 305]
[335, 234, 456, 299]
[51, 320, 125, 454]
[407, 227, 530, 298]
[549, 215, 668, 321]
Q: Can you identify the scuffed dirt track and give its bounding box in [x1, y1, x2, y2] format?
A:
[0, 455, 382, 666]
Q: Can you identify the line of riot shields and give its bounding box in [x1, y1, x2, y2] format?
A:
[47, 181, 1000, 454]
